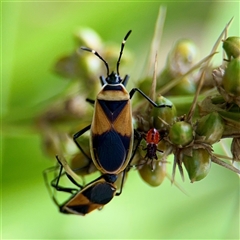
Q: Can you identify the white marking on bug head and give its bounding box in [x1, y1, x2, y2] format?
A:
[107, 83, 124, 87]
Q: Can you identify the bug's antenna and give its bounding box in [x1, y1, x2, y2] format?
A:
[116, 30, 132, 76]
[81, 47, 110, 76]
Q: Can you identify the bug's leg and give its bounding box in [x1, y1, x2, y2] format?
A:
[51, 170, 78, 194]
[157, 149, 164, 153]
[49, 157, 81, 194]
[43, 157, 85, 212]
[86, 98, 95, 105]
[55, 155, 83, 189]
[122, 75, 130, 87]
[129, 129, 143, 166]
[128, 131, 147, 169]
[43, 162, 76, 210]
[116, 130, 143, 196]
[73, 125, 92, 161]
[129, 88, 172, 108]
[100, 76, 107, 86]
[115, 171, 125, 196]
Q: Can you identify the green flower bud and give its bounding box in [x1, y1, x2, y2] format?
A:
[152, 96, 177, 131]
[138, 161, 166, 187]
[167, 39, 198, 75]
[182, 148, 211, 182]
[222, 37, 240, 60]
[55, 28, 103, 80]
[157, 39, 198, 91]
[196, 112, 225, 144]
[74, 28, 102, 48]
[169, 121, 194, 147]
[169, 76, 196, 95]
[222, 58, 240, 96]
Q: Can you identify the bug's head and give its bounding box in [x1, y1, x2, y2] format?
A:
[103, 174, 118, 184]
[106, 71, 122, 84]
[81, 30, 132, 85]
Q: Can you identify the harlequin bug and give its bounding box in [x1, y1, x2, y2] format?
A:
[43, 156, 118, 216]
[73, 30, 171, 179]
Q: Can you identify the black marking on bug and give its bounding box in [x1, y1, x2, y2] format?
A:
[92, 131, 131, 172]
[98, 99, 128, 122]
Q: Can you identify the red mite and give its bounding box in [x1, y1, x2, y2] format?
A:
[144, 128, 163, 169]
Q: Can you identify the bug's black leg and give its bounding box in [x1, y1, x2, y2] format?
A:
[43, 163, 77, 210]
[100, 76, 107, 86]
[129, 88, 172, 108]
[55, 155, 83, 189]
[129, 129, 143, 166]
[51, 173, 78, 194]
[49, 158, 80, 194]
[73, 125, 92, 161]
[115, 172, 125, 196]
[86, 98, 95, 105]
[116, 130, 143, 196]
[122, 75, 130, 87]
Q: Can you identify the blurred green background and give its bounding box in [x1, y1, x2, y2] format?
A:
[2, 2, 239, 239]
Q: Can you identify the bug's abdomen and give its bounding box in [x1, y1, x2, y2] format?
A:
[90, 98, 133, 174]
[92, 130, 131, 172]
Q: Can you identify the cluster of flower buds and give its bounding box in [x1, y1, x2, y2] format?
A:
[39, 18, 239, 201]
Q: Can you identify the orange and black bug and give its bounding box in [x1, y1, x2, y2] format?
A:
[43, 156, 118, 216]
[145, 128, 162, 159]
[143, 128, 163, 169]
[73, 30, 172, 186]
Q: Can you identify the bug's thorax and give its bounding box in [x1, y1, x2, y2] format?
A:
[97, 73, 130, 101]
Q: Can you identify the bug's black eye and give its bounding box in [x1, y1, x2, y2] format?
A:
[106, 72, 122, 84]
